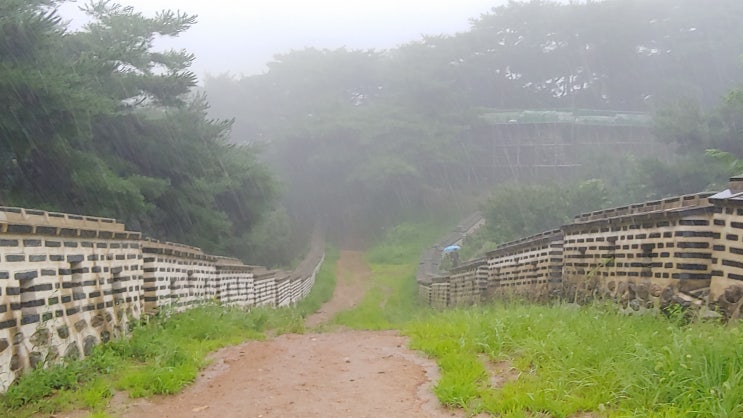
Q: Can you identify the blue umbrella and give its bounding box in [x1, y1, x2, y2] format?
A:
[443, 245, 461, 253]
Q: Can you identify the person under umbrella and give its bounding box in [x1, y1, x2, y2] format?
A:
[443, 245, 461, 267]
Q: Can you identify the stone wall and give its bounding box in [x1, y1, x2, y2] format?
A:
[0, 207, 324, 392]
[416, 212, 485, 303]
[421, 177, 743, 319]
[486, 230, 564, 303]
[562, 193, 715, 311]
[141, 240, 219, 312]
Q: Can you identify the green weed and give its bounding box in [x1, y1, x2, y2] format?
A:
[81, 377, 113, 410]
[333, 263, 426, 329]
[367, 222, 445, 265]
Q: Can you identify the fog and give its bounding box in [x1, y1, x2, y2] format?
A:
[59, 0, 560, 78]
[7, 0, 743, 263]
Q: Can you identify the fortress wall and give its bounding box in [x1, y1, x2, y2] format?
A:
[0, 208, 142, 391]
[421, 182, 743, 318]
[708, 184, 743, 316]
[275, 275, 292, 307]
[448, 260, 485, 307]
[141, 241, 219, 313]
[253, 271, 278, 307]
[563, 203, 716, 311]
[486, 231, 564, 303]
[0, 208, 325, 392]
[430, 279, 450, 309]
[215, 260, 256, 308]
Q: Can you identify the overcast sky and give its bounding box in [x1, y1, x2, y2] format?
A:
[59, 0, 518, 79]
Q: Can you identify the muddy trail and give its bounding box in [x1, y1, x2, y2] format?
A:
[99, 251, 462, 418]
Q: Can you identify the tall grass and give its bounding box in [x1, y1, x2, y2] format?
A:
[406, 302, 743, 417]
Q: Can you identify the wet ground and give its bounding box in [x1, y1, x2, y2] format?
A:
[96, 251, 462, 418]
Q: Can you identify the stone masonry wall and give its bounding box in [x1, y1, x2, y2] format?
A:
[486, 230, 563, 303]
[0, 207, 325, 392]
[562, 194, 715, 312]
[141, 240, 220, 313]
[421, 178, 743, 319]
[708, 186, 743, 317]
[0, 208, 143, 392]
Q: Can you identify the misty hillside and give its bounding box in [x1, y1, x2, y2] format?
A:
[204, 0, 743, 241]
[4, 0, 743, 264]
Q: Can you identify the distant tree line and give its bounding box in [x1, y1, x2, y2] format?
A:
[204, 0, 743, 244]
[0, 0, 296, 266]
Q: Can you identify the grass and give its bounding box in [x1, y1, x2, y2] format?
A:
[332, 262, 425, 329]
[0, 305, 271, 417]
[333, 221, 446, 329]
[405, 302, 743, 417]
[294, 247, 339, 319]
[0, 248, 339, 417]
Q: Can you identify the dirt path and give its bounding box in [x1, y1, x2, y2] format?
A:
[304, 250, 370, 328]
[102, 251, 461, 418]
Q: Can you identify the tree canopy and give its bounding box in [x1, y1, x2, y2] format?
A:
[0, 0, 280, 261]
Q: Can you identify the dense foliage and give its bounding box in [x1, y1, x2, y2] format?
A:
[203, 0, 743, 243]
[481, 179, 609, 243]
[0, 0, 281, 261]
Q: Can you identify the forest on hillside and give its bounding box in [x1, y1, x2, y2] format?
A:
[0, 0, 294, 265]
[4, 0, 743, 265]
[204, 0, 743, 249]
